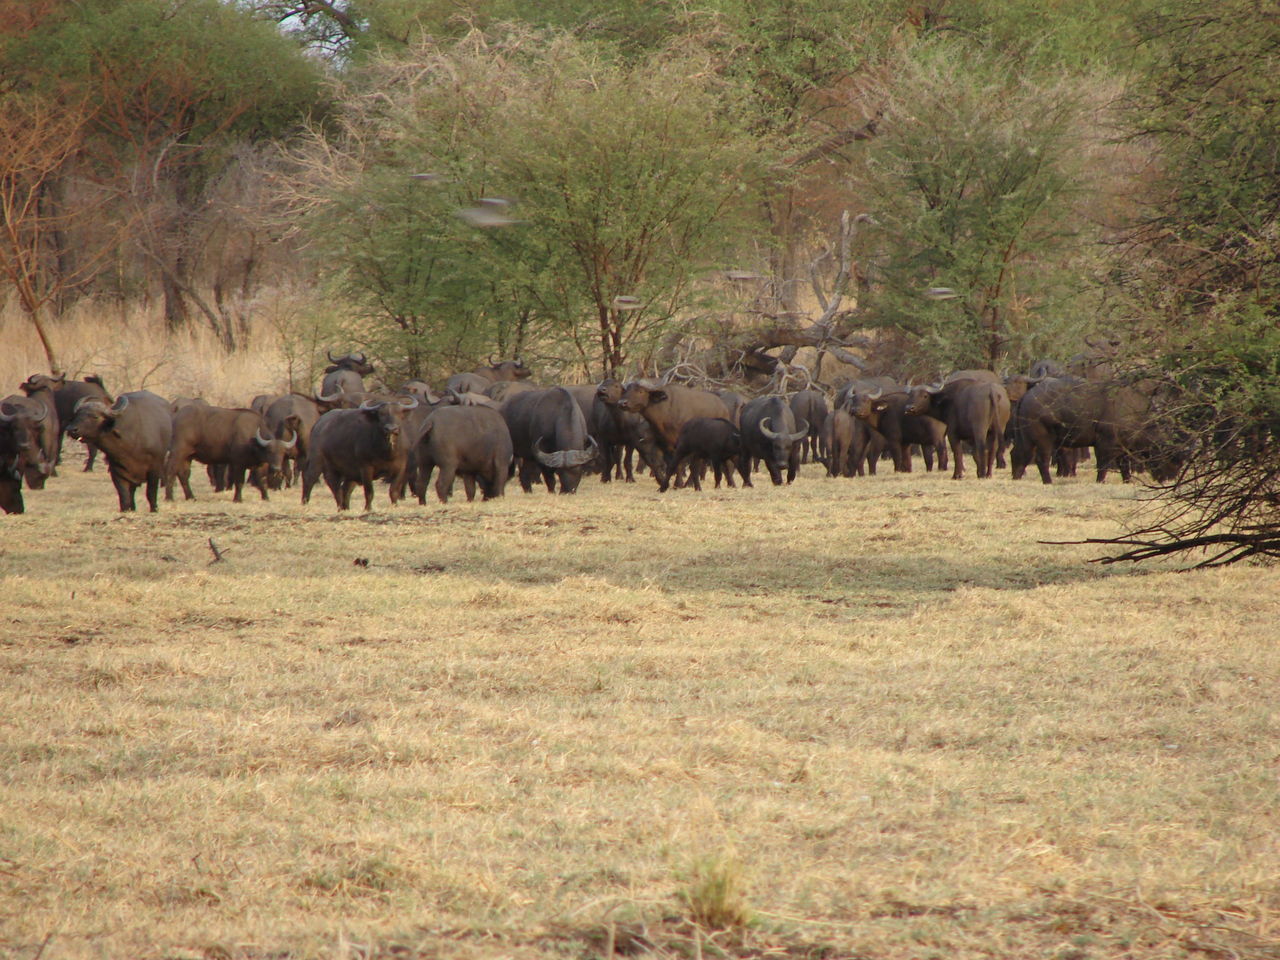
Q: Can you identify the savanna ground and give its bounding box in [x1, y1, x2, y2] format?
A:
[2, 443, 1279, 960]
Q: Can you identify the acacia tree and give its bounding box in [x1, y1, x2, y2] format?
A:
[1084, 0, 1280, 566]
[290, 29, 765, 381]
[3, 0, 324, 348]
[849, 40, 1095, 374]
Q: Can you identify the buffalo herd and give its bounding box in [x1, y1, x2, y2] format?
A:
[0, 352, 1190, 515]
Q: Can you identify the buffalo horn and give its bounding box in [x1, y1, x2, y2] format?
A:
[790, 419, 809, 442]
[534, 436, 595, 469]
[315, 390, 344, 404]
[255, 428, 273, 447]
[533, 436, 565, 468]
[353, 352, 366, 364]
[27, 401, 48, 423]
[359, 398, 385, 411]
[398, 395, 419, 409]
[867, 386, 883, 400]
[327, 349, 339, 363]
[759, 417, 780, 439]
[110, 394, 129, 412]
[282, 429, 297, 449]
[0, 403, 13, 422]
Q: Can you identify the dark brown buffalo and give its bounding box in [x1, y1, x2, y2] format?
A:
[594, 379, 664, 484]
[848, 387, 948, 473]
[738, 395, 808, 486]
[320, 351, 375, 395]
[1011, 376, 1182, 484]
[0, 400, 53, 513]
[302, 397, 419, 510]
[485, 379, 538, 403]
[0, 395, 54, 489]
[788, 389, 829, 464]
[906, 378, 1010, 479]
[501, 387, 597, 494]
[400, 379, 437, 401]
[262, 394, 321, 488]
[615, 380, 730, 489]
[16, 377, 60, 484]
[168, 404, 296, 502]
[445, 358, 532, 394]
[665, 417, 743, 492]
[412, 405, 513, 503]
[66, 392, 173, 512]
[717, 390, 746, 425]
[23, 373, 111, 471]
[825, 407, 884, 477]
[313, 389, 376, 412]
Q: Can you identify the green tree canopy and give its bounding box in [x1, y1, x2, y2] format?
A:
[850, 40, 1093, 374]
[292, 28, 767, 381]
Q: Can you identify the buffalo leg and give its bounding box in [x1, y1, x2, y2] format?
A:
[462, 475, 477, 501]
[111, 470, 136, 511]
[145, 475, 160, 513]
[249, 465, 270, 501]
[435, 464, 456, 502]
[517, 459, 539, 493]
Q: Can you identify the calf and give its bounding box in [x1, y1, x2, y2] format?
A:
[665, 418, 744, 492]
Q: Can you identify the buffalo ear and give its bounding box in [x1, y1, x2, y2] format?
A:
[872, 400, 889, 412]
[649, 389, 668, 403]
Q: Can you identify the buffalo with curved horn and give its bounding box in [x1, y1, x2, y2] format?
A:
[739, 396, 808, 486]
[501, 387, 596, 494]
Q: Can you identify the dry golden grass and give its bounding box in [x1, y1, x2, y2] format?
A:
[0, 294, 324, 405]
[3, 451, 1278, 960]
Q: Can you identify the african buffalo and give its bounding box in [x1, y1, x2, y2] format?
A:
[616, 380, 730, 488]
[594, 379, 665, 485]
[906, 377, 1010, 479]
[485, 379, 538, 403]
[0, 400, 53, 513]
[445, 358, 532, 394]
[848, 387, 948, 473]
[412, 405, 513, 502]
[168, 404, 296, 502]
[263, 394, 321, 488]
[502, 387, 597, 494]
[23, 373, 111, 471]
[320, 351, 375, 395]
[789, 389, 829, 464]
[717, 390, 746, 425]
[825, 405, 884, 477]
[0, 395, 54, 489]
[66, 392, 173, 512]
[302, 396, 419, 510]
[738, 395, 807, 486]
[16, 377, 60, 484]
[1011, 376, 1182, 484]
[665, 418, 744, 492]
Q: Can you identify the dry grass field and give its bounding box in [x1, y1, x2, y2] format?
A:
[2, 447, 1279, 960]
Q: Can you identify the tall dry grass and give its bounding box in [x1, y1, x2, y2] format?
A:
[0, 288, 342, 404]
[2, 458, 1278, 960]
